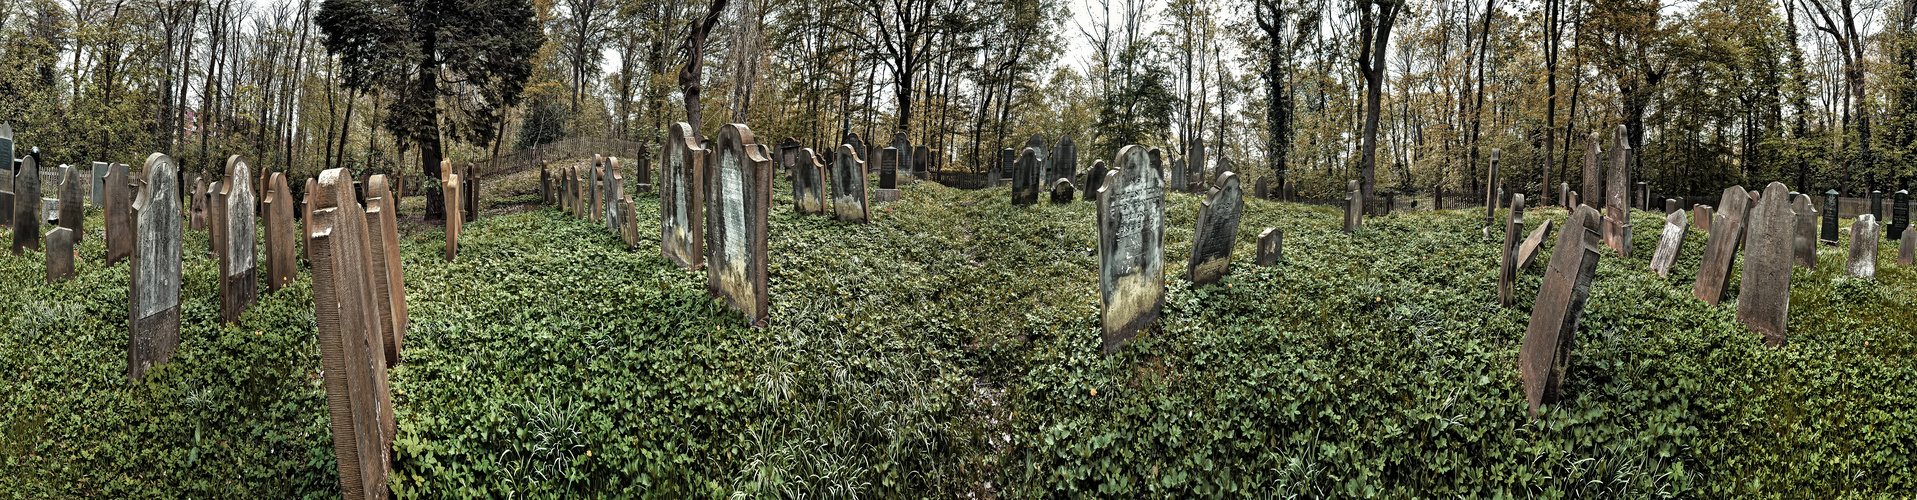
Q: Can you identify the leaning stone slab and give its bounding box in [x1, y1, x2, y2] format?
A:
[706, 124, 772, 327]
[1693, 186, 1751, 305]
[444, 173, 462, 261]
[662, 123, 706, 268]
[1737, 182, 1794, 347]
[129, 153, 182, 384]
[1792, 193, 1817, 268]
[1515, 219, 1556, 270]
[1520, 204, 1604, 419]
[1849, 214, 1879, 278]
[219, 156, 258, 324]
[265, 173, 297, 292]
[309, 167, 396, 500]
[105, 163, 132, 267]
[1343, 180, 1362, 233]
[1602, 126, 1633, 256]
[1499, 194, 1527, 306]
[831, 144, 870, 223]
[12, 155, 40, 255]
[365, 175, 406, 367]
[1187, 172, 1243, 286]
[1582, 132, 1603, 209]
[1649, 208, 1689, 278]
[46, 227, 73, 282]
[91, 161, 108, 206]
[1098, 146, 1166, 354]
[1257, 228, 1282, 266]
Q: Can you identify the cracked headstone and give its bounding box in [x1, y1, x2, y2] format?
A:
[1097, 146, 1166, 355]
[1520, 205, 1604, 419]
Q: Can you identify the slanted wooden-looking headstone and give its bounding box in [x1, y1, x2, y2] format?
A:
[12, 155, 40, 255]
[129, 153, 182, 384]
[1693, 186, 1752, 305]
[1012, 148, 1040, 205]
[309, 167, 397, 500]
[46, 227, 73, 282]
[1097, 146, 1166, 354]
[1257, 228, 1282, 266]
[1515, 220, 1556, 270]
[1649, 208, 1690, 278]
[105, 163, 132, 267]
[794, 148, 827, 214]
[620, 197, 641, 249]
[831, 144, 870, 223]
[705, 124, 772, 327]
[265, 173, 296, 292]
[444, 173, 462, 262]
[1499, 194, 1527, 306]
[1188, 171, 1243, 286]
[217, 156, 259, 324]
[1738, 182, 1795, 347]
[662, 122, 706, 269]
[1344, 180, 1362, 233]
[59, 163, 84, 239]
[365, 175, 406, 368]
[1792, 193, 1817, 268]
[1520, 204, 1604, 419]
[1602, 125, 1633, 256]
[1581, 132, 1603, 208]
[1848, 214, 1879, 278]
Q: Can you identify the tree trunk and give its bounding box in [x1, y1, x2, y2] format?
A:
[680, 0, 730, 135]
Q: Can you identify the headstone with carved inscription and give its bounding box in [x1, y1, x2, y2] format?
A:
[662, 123, 706, 268]
[1097, 146, 1166, 355]
[1693, 186, 1751, 305]
[705, 124, 772, 326]
[1187, 172, 1243, 286]
[1738, 182, 1794, 347]
[1848, 214, 1879, 278]
[1793, 193, 1817, 268]
[308, 167, 397, 500]
[129, 153, 182, 384]
[218, 156, 258, 324]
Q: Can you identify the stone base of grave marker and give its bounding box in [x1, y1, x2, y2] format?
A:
[873, 189, 900, 203]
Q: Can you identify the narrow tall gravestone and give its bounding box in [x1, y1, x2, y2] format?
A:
[129, 153, 182, 384]
[265, 173, 297, 292]
[91, 161, 108, 206]
[1848, 214, 1879, 278]
[12, 155, 40, 255]
[1893, 190, 1910, 241]
[794, 148, 827, 214]
[1499, 194, 1527, 306]
[0, 123, 11, 229]
[189, 179, 208, 232]
[706, 124, 772, 327]
[1189, 137, 1208, 185]
[1098, 146, 1166, 355]
[1649, 208, 1690, 278]
[1582, 132, 1602, 209]
[219, 156, 258, 324]
[1520, 205, 1604, 419]
[879, 146, 899, 190]
[1344, 180, 1362, 233]
[1900, 225, 1915, 266]
[366, 175, 407, 367]
[662, 122, 706, 269]
[59, 163, 84, 239]
[605, 158, 625, 232]
[891, 133, 912, 181]
[1168, 156, 1187, 193]
[105, 163, 132, 267]
[444, 173, 462, 262]
[1485, 149, 1502, 226]
[309, 167, 397, 500]
[1012, 148, 1040, 205]
[1738, 182, 1795, 347]
[1026, 134, 1049, 187]
[831, 144, 870, 223]
[1602, 125, 1632, 256]
[1792, 193, 1818, 268]
[1084, 160, 1108, 197]
[1693, 186, 1752, 305]
[913, 145, 929, 181]
[1053, 135, 1077, 187]
[1869, 190, 1884, 234]
[1187, 172, 1243, 286]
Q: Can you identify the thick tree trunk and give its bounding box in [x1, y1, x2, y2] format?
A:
[680, 0, 730, 135]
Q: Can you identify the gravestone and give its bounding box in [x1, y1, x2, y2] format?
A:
[219, 156, 258, 324]
[463, 164, 477, 223]
[1869, 190, 1884, 234]
[1649, 208, 1690, 278]
[832, 144, 870, 223]
[843, 132, 865, 162]
[999, 148, 1015, 187]
[1738, 182, 1795, 347]
[890, 133, 911, 180]
[1257, 228, 1282, 266]
[1485, 149, 1502, 225]
[1012, 148, 1040, 205]
[1256, 177, 1269, 200]
[1051, 178, 1075, 204]
[91, 161, 108, 206]
[1901, 225, 1915, 266]
[1603, 126, 1632, 256]
[365, 175, 406, 367]
[59, 164, 84, 239]
[189, 179, 208, 231]
[105, 163, 132, 267]
[1560, 183, 1571, 210]
[1054, 135, 1077, 187]
[1694, 205, 1713, 233]
[1097, 145, 1166, 355]
[794, 148, 826, 214]
[1848, 214, 1878, 278]
[618, 197, 640, 248]
[606, 158, 625, 231]
[1168, 156, 1187, 193]
[1515, 219, 1556, 270]
[308, 167, 397, 500]
[129, 153, 182, 384]
[444, 173, 461, 261]
[880, 146, 899, 190]
[1344, 180, 1362, 233]
[265, 173, 296, 292]
[662, 123, 706, 269]
[46, 227, 74, 282]
[540, 165, 551, 203]
[12, 155, 39, 255]
[1187, 172, 1243, 286]
[636, 153, 652, 192]
[1216, 154, 1235, 185]
[1893, 190, 1910, 241]
[913, 145, 930, 181]
[706, 124, 772, 327]
[1792, 194, 1818, 268]
[1582, 132, 1602, 207]
[1519, 205, 1604, 419]
[1693, 186, 1752, 305]
[304, 178, 316, 264]
[1636, 182, 1649, 211]
[1666, 198, 1679, 215]
[1025, 134, 1049, 187]
[1189, 138, 1208, 185]
[1499, 194, 1528, 306]
[1084, 160, 1108, 197]
[0, 123, 10, 229]
[589, 156, 603, 223]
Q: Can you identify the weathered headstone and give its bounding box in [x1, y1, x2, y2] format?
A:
[832, 144, 870, 223]
[189, 179, 208, 232]
[1189, 138, 1208, 185]
[1665, 198, 1678, 215]
[105, 163, 132, 267]
[1053, 135, 1077, 187]
[366, 174, 406, 367]
[1168, 156, 1187, 193]
[265, 173, 296, 292]
[1257, 228, 1282, 266]
[998, 148, 1015, 187]
[129, 153, 182, 384]
[1693, 186, 1752, 305]
[444, 173, 461, 261]
[309, 167, 397, 500]
[794, 148, 826, 214]
[706, 124, 772, 327]
[463, 163, 478, 223]
[1012, 148, 1040, 205]
[1097, 146, 1166, 354]
[589, 156, 604, 223]
[12, 155, 40, 255]
[1515, 219, 1556, 270]
[1848, 214, 1879, 278]
[662, 123, 706, 269]
[1869, 190, 1884, 234]
[1738, 182, 1795, 347]
[59, 163, 84, 239]
[0, 122, 10, 228]
[843, 132, 865, 162]
[1893, 190, 1910, 241]
[1519, 205, 1604, 419]
[1560, 183, 1571, 210]
[304, 178, 316, 264]
[1255, 176, 1269, 200]
[46, 227, 73, 282]
[1793, 194, 1818, 268]
[1344, 180, 1362, 233]
[1694, 205, 1713, 233]
[90, 161, 108, 206]
[1084, 160, 1108, 196]
[606, 158, 625, 231]
[1051, 178, 1075, 204]
[540, 165, 551, 204]
[913, 145, 930, 180]
[1025, 134, 1049, 186]
[1603, 125, 1632, 256]
[1187, 172, 1243, 286]
[1636, 181, 1649, 211]
[890, 133, 911, 181]
[1649, 208, 1690, 278]
[218, 156, 258, 324]
[1486, 149, 1502, 225]
[1581, 132, 1602, 207]
[636, 153, 653, 192]
[879, 146, 899, 190]
[1900, 225, 1915, 266]
[1499, 193, 1527, 306]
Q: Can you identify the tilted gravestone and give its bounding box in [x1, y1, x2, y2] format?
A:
[1344, 180, 1362, 233]
[1515, 219, 1556, 270]
[0, 123, 11, 229]
[303, 178, 317, 264]
[606, 158, 625, 232]
[1499, 193, 1527, 306]
[1486, 149, 1502, 226]
[444, 173, 462, 261]
[105, 163, 132, 267]
[129, 153, 182, 384]
[1738, 182, 1796, 347]
[308, 167, 397, 500]
[59, 163, 84, 239]
[365, 174, 407, 367]
[1693, 205, 1714, 233]
[12, 155, 40, 255]
[47, 227, 73, 282]
[832, 144, 870, 223]
[1893, 190, 1910, 241]
[1187, 172, 1244, 286]
[1666, 198, 1679, 215]
[218, 156, 258, 324]
[1693, 186, 1752, 305]
[1848, 214, 1879, 278]
[1520, 204, 1604, 419]
[662, 123, 706, 269]
[1051, 178, 1075, 204]
[1257, 228, 1282, 266]
[1649, 208, 1690, 278]
[1603, 126, 1633, 256]
[1053, 135, 1077, 187]
[1097, 146, 1166, 355]
[1792, 193, 1818, 268]
[265, 173, 297, 292]
[1582, 132, 1603, 209]
[1900, 225, 1915, 266]
[706, 124, 773, 327]
[1012, 148, 1040, 205]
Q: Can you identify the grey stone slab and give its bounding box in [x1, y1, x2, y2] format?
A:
[662, 122, 706, 269]
[1499, 193, 1527, 306]
[1098, 145, 1166, 355]
[1516, 219, 1556, 271]
[1025, 134, 1049, 187]
[1168, 156, 1186, 193]
[1189, 137, 1207, 185]
[1737, 182, 1794, 346]
[795, 148, 827, 214]
[219, 156, 257, 324]
[1582, 132, 1602, 211]
[1849, 214, 1879, 278]
[1793, 193, 1817, 268]
[91, 161, 107, 206]
[1257, 228, 1282, 266]
[1050, 178, 1075, 204]
[1520, 204, 1604, 419]
[1344, 180, 1362, 233]
[105, 163, 131, 267]
[1694, 205, 1713, 234]
[1649, 208, 1690, 278]
[705, 124, 772, 327]
[1693, 186, 1751, 305]
[46, 227, 73, 282]
[310, 167, 396, 500]
[12, 155, 39, 255]
[1901, 225, 1915, 266]
[59, 164, 84, 239]
[129, 153, 181, 384]
[831, 144, 870, 223]
[1053, 135, 1077, 186]
[1084, 160, 1108, 197]
[1012, 147, 1040, 205]
[1187, 172, 1243, 286]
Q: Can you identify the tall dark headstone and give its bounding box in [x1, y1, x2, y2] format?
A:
[1869, 190, 1884, 234]
[365, 175, 406, 367]
[1499, 194, 1527, 306]
[999, 148, 1015, 187]
[1256, 176, 1269, 200]
[309, 167, 396, 500]
[880, 146, 899, 190]
[58, 164, 84, 239]
[1025, 134, 1049, 187]
[12, 155, 39, 255]
[706, 124, 772, 327]
[1581, 132, 1603, 209]
[913, 145, 929, 181]
[1053, 135, 1077, 186]
[843, 132, 865, 162]
[1793, 194, 1818, 268]
[1097, 146, 1166, 354]
[1693, 186, 1752, 305]
[831, 144, 870, 223]
[105, 163, 132, 267]
[0, 123, 11, 230]
[1084, 160, 1108, 197]
[1603, 125, 1633, 256]
[129, 153, 182, 384]
[1168, 156, 1187, 193]
[1519, 205, 1604, 419]
[1738, 182, 1795, 347]
[1893, 190, 1910, 241]
[890, 133, 911, 181]
[1012, 148, 1040, 205]
[1848, 215, 1879, 278]
[1187, 172, 1243, 285]
[662, 122, 705, 270]
[1560, 183, 1571, 210]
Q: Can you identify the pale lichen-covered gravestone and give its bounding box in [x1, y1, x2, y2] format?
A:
[1582, 132, 1603, 208]
[444, 173, 462, 262]
[1519, 204, 1604, 419]
[1738, 182, 1795, 347]
[129, 153, 182, 384]
[1050, 178, 1075, 204]
[1792, 193, 1818, 268]
[1097, 146, 1166, 354]
[219, 156, 258, 324]
[1187, 172, 1244, 286]
[1649, 208, 1690, 278]
[265, 173, 297, 292]
[832, 144, 870, 223]
[1515, 220, 1556, 270]
[1011, 148, 1040, 205]
[59, 163, 84, 239]
[105, 163, 132, 267]
[309, 167, 397, 500]
[1485, 149, 1502, 226]
[1053, 135, 1077, 186]
[1693, 186, 1752, 305]
[1848, 214, 1879, 278]
[794, 148, 827, 214]
[1343, 180, 1362, 233]
[46, 227, 73, 282]
[12, 155, 40, 255]
[705, 124, 773, 327]
[606, 158, 625, 232]
[1499, 194, 1527, 306]
[1602, 125, 1633, 256]
[662, 123, 707, 269]
[1900, 225, 1915, 266]
[1257, 228, 1282, 266]
[365, 175, 407, 368]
